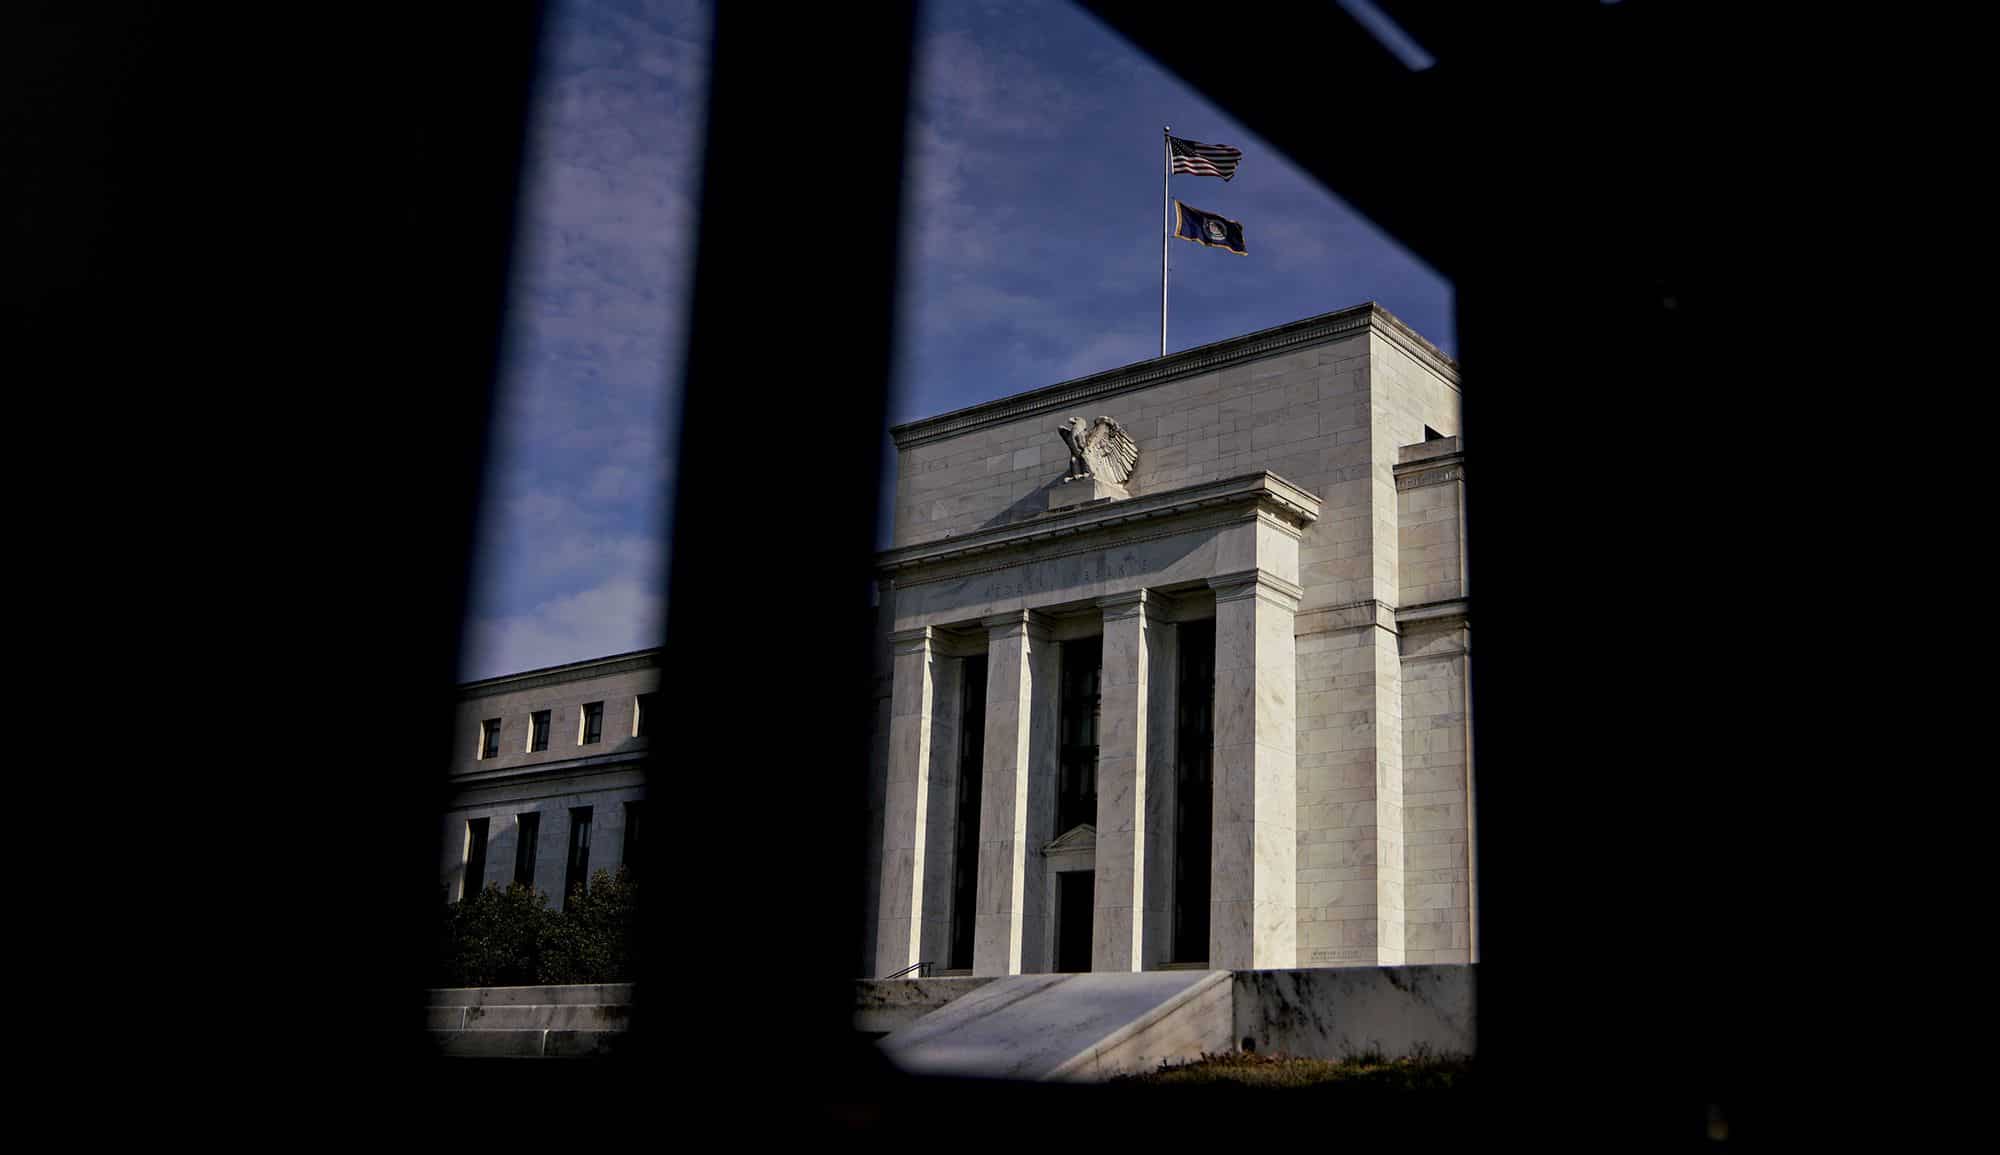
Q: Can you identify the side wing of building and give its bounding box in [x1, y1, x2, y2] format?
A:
[444, 650, 660, 907]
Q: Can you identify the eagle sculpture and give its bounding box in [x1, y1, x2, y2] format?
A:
[1056, 415, 1139, 485]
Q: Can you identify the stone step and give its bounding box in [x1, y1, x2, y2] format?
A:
[428, 1028, 627, 1058]
[427, 1003, 633, 1031]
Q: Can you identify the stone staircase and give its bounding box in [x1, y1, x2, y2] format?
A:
[428, 982, 633, 1057]
[867, 965, 1477, 1080]
[878, 971, 1236, 1081]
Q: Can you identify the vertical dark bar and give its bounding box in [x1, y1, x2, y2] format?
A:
[645, 0, 916, 1100]
[27, 3, 538, 1093]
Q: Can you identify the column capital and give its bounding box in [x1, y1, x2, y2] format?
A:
[980, 609, 1052, 638]
[1207, 568, 1303, 610]
[889, 625, 935, 654]
[1095, 588, 1160, 622]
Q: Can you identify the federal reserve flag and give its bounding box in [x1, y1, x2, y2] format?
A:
[1173, 201, 1247, 255]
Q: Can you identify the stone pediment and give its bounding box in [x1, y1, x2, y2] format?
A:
[1043, 824, 1096, 855]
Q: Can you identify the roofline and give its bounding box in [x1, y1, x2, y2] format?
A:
[457, 646, 662, 698]
[890, 301, 1458, 450]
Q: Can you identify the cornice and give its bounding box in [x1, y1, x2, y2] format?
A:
[1096, 589, 1157, 620]
[887, 511, 1233, 591]
[889, 625, 934, 653]
[458, 648, 661, 700]
[892, 302, 1457, 450]
[1397, 598, 1469, 628]
[1368, 310, 1461, 389]
[877, 471, 1320, 579]
[1297, 598, 1398, 635]
[980, 608, 1052, 636]
[447, 747, 650, 790]
[1394, 460, 1465, 491]
[1209, 569, 1305, 608]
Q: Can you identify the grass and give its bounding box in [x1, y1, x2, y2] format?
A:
[1113, 1047, 1473, 1091]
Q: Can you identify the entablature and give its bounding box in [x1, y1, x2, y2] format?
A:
[877, 471, 1318, 583]
[879, 473, 1316, 635]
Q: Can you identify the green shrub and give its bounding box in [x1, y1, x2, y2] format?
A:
[539, 868, 640, 984]
[436, 869, 639, 987]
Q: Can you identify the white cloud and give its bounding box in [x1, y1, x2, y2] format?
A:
[464, 0, 708, 674]
[462, 574, 666, 681]
[1053, 328, 1156, 381]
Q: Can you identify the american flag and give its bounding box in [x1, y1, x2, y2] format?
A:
[1169, 134, 1242, 181]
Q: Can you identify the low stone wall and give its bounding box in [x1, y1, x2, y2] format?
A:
[1233, 965, 1475, 1060]
[428, 982, 634, 1008]
[429, 983, 634, 1058]
[853, 976, 996, 1035]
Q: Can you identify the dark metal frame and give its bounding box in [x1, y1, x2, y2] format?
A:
[31, 0, 1866, 1133]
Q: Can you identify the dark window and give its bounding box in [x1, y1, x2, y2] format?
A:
[1057, 638, 1102, 833]
[634, 692, 657, 737]
[480, 718, 501, 759]
[622, 800, 644, 878]
[529, 710, 550, 752]
[1424, 424, 1444, 441]
[949, 655, 988, 970]
[462, 817, 490, 902]
[565, 806, 594, 902]
[1173, 618, 1216, 963]
[581, 701, 604, 745]
[513, 812, 540, 888]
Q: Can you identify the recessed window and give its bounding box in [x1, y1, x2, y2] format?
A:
[462, 817, 490, 902]
[479, 718, 502, 760]
[1424, 424, 1444, 441]
[1058, 639, 1102, 833]
[949, 655, 988, 970]
[623, 800, 644, 879]
[580, 701, 604, 745]
[634, 692, 657, 738]
[528, 710, 550, 753]
[1173, 618, 1216, 964]
[514, 812, 540, 889]
[565, 806, 594, 903]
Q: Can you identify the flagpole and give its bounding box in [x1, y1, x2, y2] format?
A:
[1162, 126, 1171, 358]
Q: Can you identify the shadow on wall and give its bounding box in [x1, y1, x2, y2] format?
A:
[981, 478, 1064, 531]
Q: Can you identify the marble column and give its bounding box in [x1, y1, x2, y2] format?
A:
[973, 610, 1058, 976]
[1141, 618, 1178, 970]
[918, 657, 962, 970]
[1093, 590, 1161, 972]
[875, 626, 937, 977]
[1207, 570, 1302, 970]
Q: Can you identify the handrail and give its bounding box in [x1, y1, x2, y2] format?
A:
[882, 961, 933, 980]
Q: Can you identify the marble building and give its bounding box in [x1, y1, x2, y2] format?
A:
[441, 649, 657, 906]
[866, 301, 1469, 979]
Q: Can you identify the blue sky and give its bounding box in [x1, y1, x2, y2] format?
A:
[460, 0, 1453, 680]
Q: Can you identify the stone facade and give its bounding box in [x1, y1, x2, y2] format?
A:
[866, 302, 1469, 977]
[442, 650, 656, 906]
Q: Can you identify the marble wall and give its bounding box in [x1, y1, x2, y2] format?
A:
[1234, 964, 1475, 1060]
[444, 654, 657, 907]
